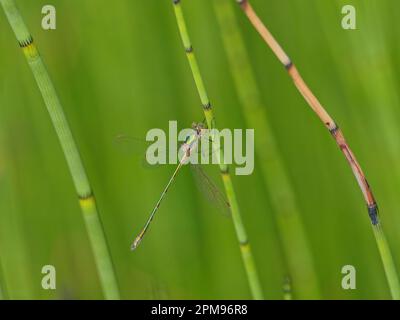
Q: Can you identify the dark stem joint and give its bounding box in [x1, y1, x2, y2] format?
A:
[329, 123, 339, 135]
[203, 102, 212, 110]
[367, 203, 379, 225]
[284, 60, 293, 70]
[220, 166, 229, 174]
[240, 239, 249, 247]
[19, 36, 33, 48]
[185, 45, 193, 53]
[79, 192, 94, 201]
[173, 0, 180, 5]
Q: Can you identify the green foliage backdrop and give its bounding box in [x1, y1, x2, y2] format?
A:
[0, 0, 399, 299]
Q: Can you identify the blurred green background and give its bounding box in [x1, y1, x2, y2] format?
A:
[0, 0, 399, 299]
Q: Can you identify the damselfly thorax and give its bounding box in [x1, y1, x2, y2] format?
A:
[179, 122, 206, 160]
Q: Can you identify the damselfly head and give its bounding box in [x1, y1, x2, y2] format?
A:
[191, 122, 205, 134]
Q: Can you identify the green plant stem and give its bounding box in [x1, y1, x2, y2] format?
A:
[0, 0, 120, 299]
[373, 225, 400, 299]
[282, 276, 292, 300]
[213, 0, 320, 299]
[172, 0, 263, 299]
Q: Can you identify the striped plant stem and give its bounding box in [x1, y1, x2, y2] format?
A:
[236, 0, 400, 299]
[1, 0, 120, 299]
[172, 0, 263, 299]
[213, 0, 320, 299]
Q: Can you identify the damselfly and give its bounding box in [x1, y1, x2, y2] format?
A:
[126, 122, 230, 250]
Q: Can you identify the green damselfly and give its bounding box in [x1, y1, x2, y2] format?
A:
[124, 122, 230, 250]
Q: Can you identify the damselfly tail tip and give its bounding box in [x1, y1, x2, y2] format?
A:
[130, 236, 142, 251]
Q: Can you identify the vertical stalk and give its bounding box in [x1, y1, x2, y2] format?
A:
[172, 0, 263, 299]
[1, 0, 120, 299]
[213, 0, 320, 298]
[373, 225, 400, 299]
[236, 0, 400, 299]
[283, 276, 292, 300]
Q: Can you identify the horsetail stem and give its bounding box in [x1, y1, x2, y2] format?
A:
[213, 0, 320, 299]
[172, 0, 263, 299]
[0, 0, 120, 299]
[283, 276, 292, 300]
[373, 225, 400, 299]
[237, 0, 400, 299]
